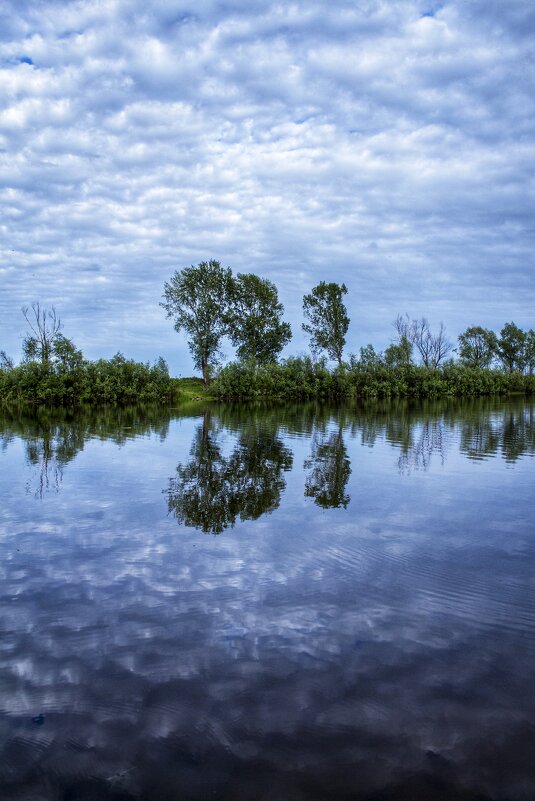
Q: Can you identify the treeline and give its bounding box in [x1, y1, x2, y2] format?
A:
[2, 262, 534, 405]
[0, 303, 173, 405]
[161, 260, 534, 399]
[213, 358, 535, 400]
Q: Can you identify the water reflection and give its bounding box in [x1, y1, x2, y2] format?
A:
[0, 399, 534, 800]
[304, 422, 351, 508]
[165, 411, 293, 533]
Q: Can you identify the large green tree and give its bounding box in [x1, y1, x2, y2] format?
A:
[227, 273, 291, 363]
[497, 322, 526, 372]
[302, 281, 349, 365]
[161, 260, 232, 383]
[457, 326, 498, 368]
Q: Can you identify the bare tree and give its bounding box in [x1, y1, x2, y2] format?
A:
[22, 302, 62, 364]
[0, 350, 14, 370]
[394, 314, 452, 368]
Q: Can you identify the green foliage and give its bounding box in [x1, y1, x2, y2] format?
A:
[498, 322, 527, 372]
[212, 360, 535, 401]
[227, 273, 292, 363]
[356, 344, 383, 368]
[22, 303, 62, 364]
[302, 281, 349, 364]
[525, 330, 535, 375]
[161, 260, 233, 383]
[0, 352, 173, 406]
[384, 335, 413, 367]
[457, 326, 498, 368]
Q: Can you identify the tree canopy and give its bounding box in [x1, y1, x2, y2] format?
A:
[161, 260, 232, 384]
[457, 326, 498, 368]
[227, 273, 291, 364]
[302, 281, 349, 365]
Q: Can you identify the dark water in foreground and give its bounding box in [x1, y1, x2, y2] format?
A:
[0, 398, 534, 801]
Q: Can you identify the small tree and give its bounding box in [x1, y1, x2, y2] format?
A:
[161, 260, 232, 384]
[457, 326, 498, 368]
[0, 350, 14, 370]
[357, 344, 383, 368]
[227, 273, 292, 363]
[497, 322, 526, 372]
[384, 336, 413, 367]
[525, 329, 535, 375]
[22, 302, 62, 364]
[394, 314, 452, 368]
[302, 281, 349, 365]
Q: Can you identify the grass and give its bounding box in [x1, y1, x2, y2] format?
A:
[171, 377, 217, 402]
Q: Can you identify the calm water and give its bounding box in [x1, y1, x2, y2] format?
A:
[0, 399, 534, 801]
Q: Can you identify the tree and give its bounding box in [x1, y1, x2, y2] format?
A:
[302, 281, 349, 365]
[384, 336, 412, 367]
[525, 329, 535, 375]
[394, 314, 452, 368]
[161, 260, 232, 384]
[227, 273, 292, 363]
[356, 344, 383, 368]
[22, 302, 62, 364]
[457, 326, 498, 368]
[497, 322, 526, 372]
[0, 350, 14, 370]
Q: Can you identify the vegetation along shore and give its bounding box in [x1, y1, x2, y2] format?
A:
[1, 261, 534, 406]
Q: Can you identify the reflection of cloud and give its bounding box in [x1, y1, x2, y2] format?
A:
[0, 399, 534, 798]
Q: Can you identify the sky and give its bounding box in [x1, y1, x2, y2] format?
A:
[1, 0, 534, 374]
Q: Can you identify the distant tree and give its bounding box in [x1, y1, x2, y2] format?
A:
[394, 314, 452, 368]
[161, 260, 232, 384]
[0, 350, 14, 370]
[384, 335, 413, 367]
[357, 344, 383, 368]
[525, 329, 535, 375]
[22, 302, 62, 364]
[497, 322, 526, 372]
[52, 334, 84, 371]
[302, 281, 349, 365]
[227, 273, 292, 363]
[457, 326, 498, 368]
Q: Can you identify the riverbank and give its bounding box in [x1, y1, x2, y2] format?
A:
[2, 358, 534, 406]
[212, 359, 535, 400]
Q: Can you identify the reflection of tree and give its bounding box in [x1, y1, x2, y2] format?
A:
[459, 403, 535, 463]
[0, 404, 173, 498]
[166, 412, 293, 533]
[396, 420, 446, 474]
[304, 424, 351, 508]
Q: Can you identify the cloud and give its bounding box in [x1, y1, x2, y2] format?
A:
[0, 0, 533, 368]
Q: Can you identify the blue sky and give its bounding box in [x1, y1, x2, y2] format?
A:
[1, 0, 534, 374]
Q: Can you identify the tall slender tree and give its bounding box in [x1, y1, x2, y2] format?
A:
[302, 282, 349, 365]
[161, 260, 232, 384]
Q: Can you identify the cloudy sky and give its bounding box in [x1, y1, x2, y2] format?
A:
[1, 0, 534, 373]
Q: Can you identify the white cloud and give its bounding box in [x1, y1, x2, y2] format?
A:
[0, 0, 533, 368]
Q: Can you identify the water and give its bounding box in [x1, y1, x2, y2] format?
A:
[0, 398, 534, 801]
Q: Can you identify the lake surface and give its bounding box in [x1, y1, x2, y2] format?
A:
[0, 398, 534, 801]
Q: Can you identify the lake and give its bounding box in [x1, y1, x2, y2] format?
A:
[0, 398, 534, 801]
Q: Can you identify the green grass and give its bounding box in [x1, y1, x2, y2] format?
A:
[171, 377, 217, 402]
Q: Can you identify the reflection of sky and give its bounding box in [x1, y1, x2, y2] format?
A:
[0, 404, 534, 800]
